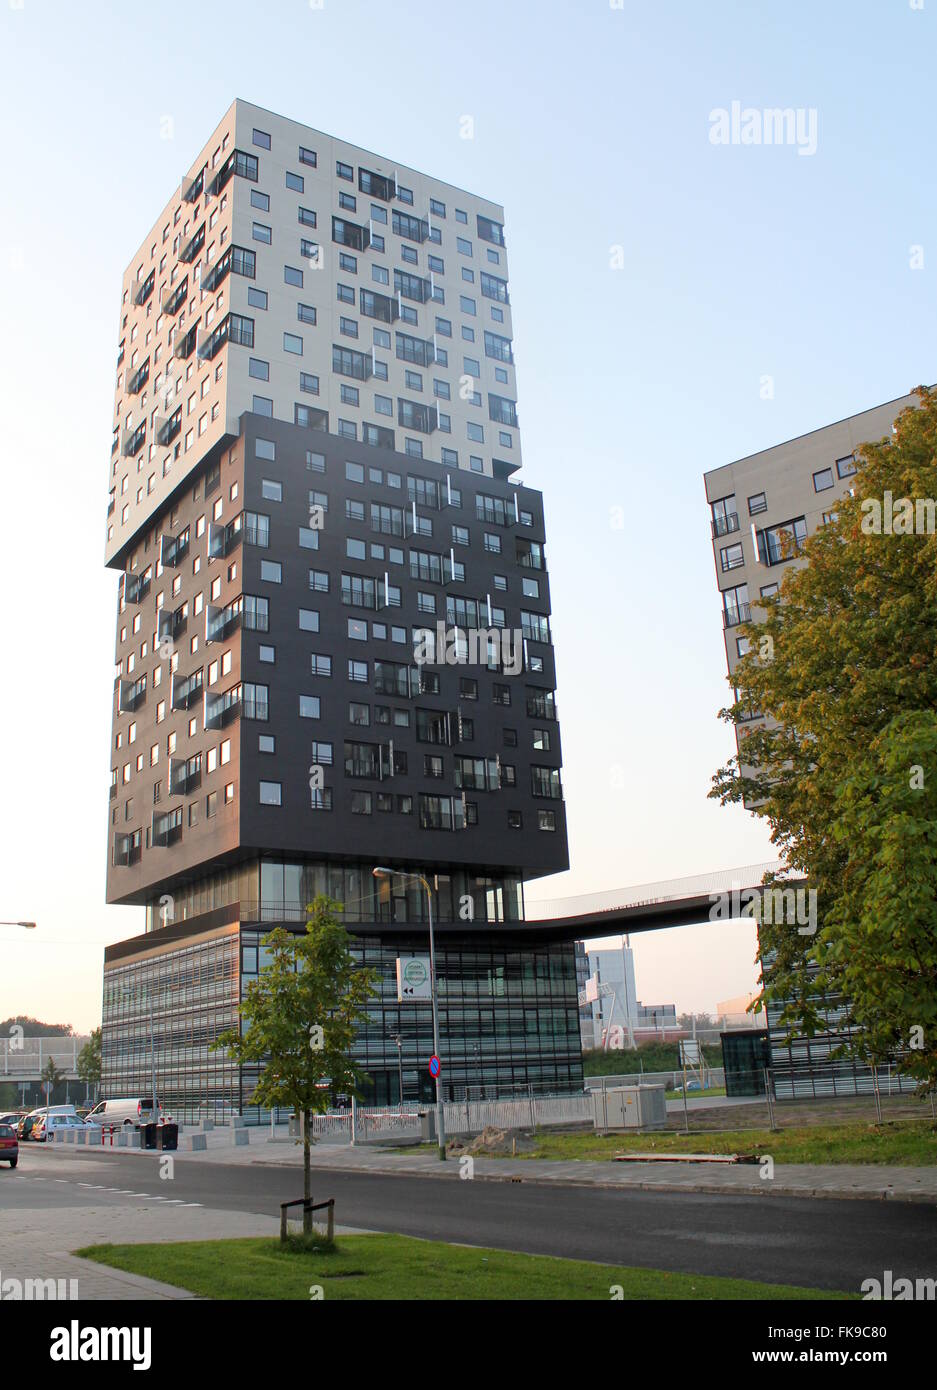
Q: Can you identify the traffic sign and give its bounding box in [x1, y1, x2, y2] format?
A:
[428, 1054, 441, 1078]
[396, 954, 432, 1002]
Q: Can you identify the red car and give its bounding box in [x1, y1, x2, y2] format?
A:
[0, 1123, 18, 1168]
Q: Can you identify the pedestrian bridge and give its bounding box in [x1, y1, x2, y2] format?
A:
[526, 860, 800, 934]
[0, 1035, 91, 1084]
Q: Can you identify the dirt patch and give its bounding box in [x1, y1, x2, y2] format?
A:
[445, 1126, 537, 1157]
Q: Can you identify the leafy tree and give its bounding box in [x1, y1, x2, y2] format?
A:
[40, 1057, 64, 1107]
[711, 386, 937, 1090]
[0, 1017, 73, 1038]
[215, 896, 376, 1232]
[77, 1028, 102, 1096]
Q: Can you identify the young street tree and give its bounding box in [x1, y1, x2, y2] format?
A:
[711, 386, 937, 1091]
[40, 1057, 64, 1107]
[215, 896, 377, 1232]
[77, 1028, 102, 1099]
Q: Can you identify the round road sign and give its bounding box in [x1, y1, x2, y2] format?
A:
[428, 1054, 441, 1078]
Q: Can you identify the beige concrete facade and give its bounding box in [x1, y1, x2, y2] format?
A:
[704, 390, 922, 700]
[106, 98, 516, 570]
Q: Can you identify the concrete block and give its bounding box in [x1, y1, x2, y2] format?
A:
[233, 1129, 250, 1146]
[188, 1133, 208, 1152]
[75, 1130, 86, 1146]
[201, 1119, 214, 1132]
[117, 1132, 128, 1148]
[231, 1116, 247, 1129]
[64, 1129, 75, 1144]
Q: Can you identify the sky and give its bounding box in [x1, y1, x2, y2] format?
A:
[0, 0, 933, 1034]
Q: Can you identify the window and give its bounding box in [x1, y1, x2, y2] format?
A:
[748, 492, 767, 516]
[538, 810, 556, 832]
[284, 332, 303, 355]
[299, 608, 319, 632]
[249, 358, 269, 381]
[836, 454, 857, 478]
[260, 559, 282, 583]
[259, 781, 281, 806]
[252, 129, 271, 150]
[299, 695, 321, 719]
[251, 190, 270, 212]
[284, 265, 303, 287]
[299, 145, 317, 167]
[262, 478, 282, 501]
[813, 467, 834, 492]
[252, 223, 272, 244]
[286, 171, 304, 192]
[247, 286, 267, 310]
[298, 303, 316, 325]
[720, 542, 744, 572]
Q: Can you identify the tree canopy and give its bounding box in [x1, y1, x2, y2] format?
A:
[711, 386, 937, 1088]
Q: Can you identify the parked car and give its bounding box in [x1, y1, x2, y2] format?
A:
[32, 1115, 90, 1143]
[0, 1112, 24, 1127]
[85, 1098, 162, 1130]
[0, 1122, 18, 1168]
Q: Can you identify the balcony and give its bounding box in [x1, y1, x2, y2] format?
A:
[198, 312, 254, 361]
[362, 422, 395, 450]
[359, 288, 399, 324]
[723, 603, 752, 628]
[712, 512, 740, 538]
[156, 407, 182, 448]
[169, 754, 201, 797]
[132, 271, 155, 307]
[206, 596, 241, 644]
[170, 668, 203, 711]
[359, 168, 395, 201]
[159, 528, 190, 568]
[201, 245, 255, 294]
[332, 216, 370, 252]
[181, 167, 204, 203]
[161, 276, 188, 317]
[394, 269, 430, 304]
[208, 515, 243, 562]
[178, 223, 205, 264]
[206, 149, 258, 199]
[395, 332, 435, 368]
[392, 210, 429, 244]
[113, 830, 141, 867]
[397, 400, 437, 434]
[118, 675, 147, 714]
[125, 359, 150, 395]
[152, 807, 183, 849]
[205, 684, 241, 731]
[295, 404, 329, 432]
[122, 570, 151, 604]
[172, 323, 198, 361]
[121, 422, 146, 458]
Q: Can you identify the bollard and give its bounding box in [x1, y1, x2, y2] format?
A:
[117, 1132, 128, 1148]
[233, 1129, 250, 1146]
[188, 1133, 208, 1152]
[75, 1129, 86, 1146]
[201, 1119, 214, 1132]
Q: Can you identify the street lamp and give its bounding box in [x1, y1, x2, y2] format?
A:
[388, 1032, 404, 1110]
[0, 921, 36, 929]
[373, 867, 446, 1160]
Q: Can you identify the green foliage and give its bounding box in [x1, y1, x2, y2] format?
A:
[582, 1043, 681, 1074]
[0, 1017, 73, 1037]
[215, 895, 377, 1121]
[711, 386, 937, 1089]
[77, 1028, 102, 1086]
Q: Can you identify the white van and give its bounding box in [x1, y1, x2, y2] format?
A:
[85, 1098, 163, 1129]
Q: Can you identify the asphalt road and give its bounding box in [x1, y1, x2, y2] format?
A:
[6, 1145, 937, 1294]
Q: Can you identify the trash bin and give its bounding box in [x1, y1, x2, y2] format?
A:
[157, 1122, 178, 1151]
[141, 1122, 158, 1150]
[288, 1114, 300, 1138]
[419, 1110, 435, 1143]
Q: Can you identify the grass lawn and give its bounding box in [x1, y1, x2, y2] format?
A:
[75, 1233, 853, 1301]
[513, 1117, 936, 1166]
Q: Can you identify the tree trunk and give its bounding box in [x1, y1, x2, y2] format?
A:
[303, 1109, 312, 1235]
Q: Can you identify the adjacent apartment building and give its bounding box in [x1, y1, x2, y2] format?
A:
[704, 390, 922, 1097]
[101, 100, 579, 1120]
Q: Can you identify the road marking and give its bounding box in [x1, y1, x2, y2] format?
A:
[160, 1199, 185, 1204]
[179, 1203, 203, 1208]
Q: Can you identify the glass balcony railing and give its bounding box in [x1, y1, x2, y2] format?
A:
[712, 512, 740, 538]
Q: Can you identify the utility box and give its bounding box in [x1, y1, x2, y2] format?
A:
[592, 1085, 667, 1132]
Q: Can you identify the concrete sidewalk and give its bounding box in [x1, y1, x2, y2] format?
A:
[1, 1202, 283, 1301]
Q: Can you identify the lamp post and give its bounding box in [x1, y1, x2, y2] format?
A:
[373, 867, 446, 1160]
[0, 921, 36, 929]
[388, 1032, 404, 1110]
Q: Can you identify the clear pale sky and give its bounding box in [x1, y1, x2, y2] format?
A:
[0, 0, 932, 1033]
